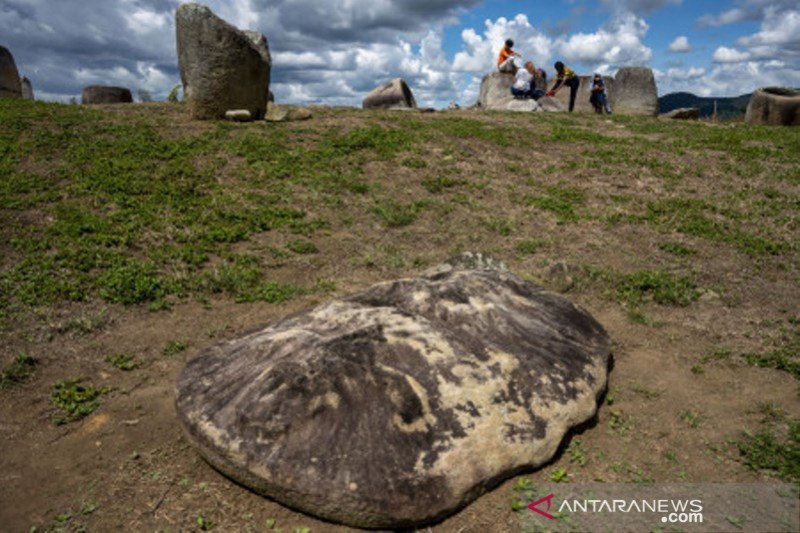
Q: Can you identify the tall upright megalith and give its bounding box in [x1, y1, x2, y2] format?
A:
[610, 67, 658, 116]
[0, 46, 22, 99]
[21, 76, 34, 100]
[176, 3, 271, 120]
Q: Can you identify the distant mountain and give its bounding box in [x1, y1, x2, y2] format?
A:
[658, 92, 752, 119]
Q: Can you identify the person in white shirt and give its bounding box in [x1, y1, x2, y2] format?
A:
[511, 61, 545, 100]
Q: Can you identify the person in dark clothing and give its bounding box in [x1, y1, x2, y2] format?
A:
[547, 61, 580, 112]
[589, 73, 612, 114]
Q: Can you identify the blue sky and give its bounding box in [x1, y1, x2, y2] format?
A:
[1, 0, 798, 107]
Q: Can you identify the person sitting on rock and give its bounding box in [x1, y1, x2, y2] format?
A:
[546, 61, 580, 112]
[511, 61, 545, 100]
[497, 39, 521, 74]
[589, 73, 612, 114]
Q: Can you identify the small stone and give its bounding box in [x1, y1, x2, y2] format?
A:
[225, 109, 253, 122]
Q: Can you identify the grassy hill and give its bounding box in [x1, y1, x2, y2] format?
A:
[1, 99, 798, 532]
[659, 91, 753, 119]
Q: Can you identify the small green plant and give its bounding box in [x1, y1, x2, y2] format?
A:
[162, 341, 187, 357]
[265, 518, 277, 529]
[550, 467, 568, 482]
[680, 410, 703, 428]
[106, 353, 138, 371]
[0, 354, 37, 388]
[608, 410, 631, 436]
[568, 439, 588, 466]
[664, 450, 678, 462]
[51, 379, 109, 424]
[286, 240, 318, 254]
[167, 84, 183, 103]
[631, 383, 661, 399]
[197, 513, 215, 531]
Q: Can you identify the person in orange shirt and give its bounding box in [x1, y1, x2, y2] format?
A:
[497, 39, 521, 73]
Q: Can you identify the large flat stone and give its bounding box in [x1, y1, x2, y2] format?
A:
[176, 254, 611, 529]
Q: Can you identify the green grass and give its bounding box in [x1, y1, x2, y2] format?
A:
[372, 200, 427, 228]
[0, 354, 37, 388]
[421, 175, 464, 193]
[515, 239, 543, 255]
[525, 185, 586, 222]
[659, 241, 696, 257]
[286, 239, 319, 255]
[51, 379, 110, 424]
[737, 419, 800, 481]
[617, 270, 700, 307]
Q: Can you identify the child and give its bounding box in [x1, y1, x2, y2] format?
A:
[546, 61, 580, 112]
[511, 61, 545, 100]
[497, 39, 521, 74]
[590, 73, 612, 114]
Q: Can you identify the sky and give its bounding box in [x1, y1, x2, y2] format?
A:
[1, 0, 799, 108]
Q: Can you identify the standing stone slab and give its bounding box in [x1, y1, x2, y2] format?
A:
[0, 46, 22, 99]
[21, 76, 34, 100]
[363, 78, 417, 109]
[176, 3, 270, 120]
[81, 86, 133, 104]
[610, 67, 658, 116]
[176, 254, 611, 529]
[745, 87, 800, 127]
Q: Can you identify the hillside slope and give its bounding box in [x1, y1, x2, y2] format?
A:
[1, 100, 798, 532]
[659, 91, 752, 118]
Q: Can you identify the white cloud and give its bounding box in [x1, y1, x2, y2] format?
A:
[698, 8, 748, 27]
[712, 46, 751, 63]
[558, 13, 652, 67]
[667, 35, 691, 53]
[452, 15, 553, 74]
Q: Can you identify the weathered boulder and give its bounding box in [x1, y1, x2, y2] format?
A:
[478, 71, 548, 111]
[506, 99, 542, 112]
[81, 86, 133, 105]
[551, 75, 614, 113]
[478, 72, 514, 110]
[609, 67, 658, 116]
[362, 78, 416, 109]
[176, 3, 271, 120]
[745, 87, 800, 127]
[265, 103, 312, 122]
[176, 253, 611, 529]
[537, 96, 565, 112]
[21, 76, 34, 100]
[660, 107, 699, 120]
[0, 46, 22, 98]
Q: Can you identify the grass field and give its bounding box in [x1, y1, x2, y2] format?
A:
[1, 98, 798, 532]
